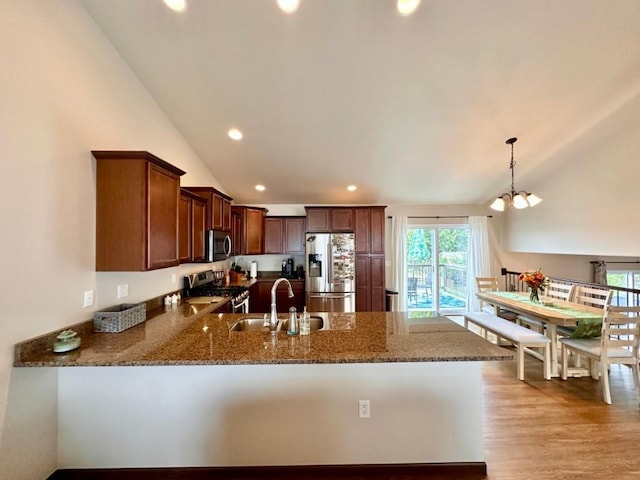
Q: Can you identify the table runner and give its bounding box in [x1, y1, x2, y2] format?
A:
[492, 291, 603, 338]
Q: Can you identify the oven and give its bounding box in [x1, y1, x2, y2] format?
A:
[184, 270, 250, 313]
[231, 290, 250, 313]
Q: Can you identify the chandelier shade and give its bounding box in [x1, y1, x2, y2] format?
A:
[489, 137, 542, 211]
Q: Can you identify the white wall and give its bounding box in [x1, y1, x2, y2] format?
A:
[0, 2, 224, 478]
[58, 363, 484, 467]
[506, 89, 640, 257]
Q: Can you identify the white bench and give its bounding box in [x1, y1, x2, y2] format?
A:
[464, 312, 551, 381]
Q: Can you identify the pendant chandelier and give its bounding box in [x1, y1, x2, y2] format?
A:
[489, 137, 542, 211]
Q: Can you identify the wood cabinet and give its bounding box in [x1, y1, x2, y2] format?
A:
[354, 206, 387, 311]
[305, 205, 386, 311]
[250, 278, 305, 314]
[356, 255, 386, 312]
[231, 210, 243, 256]
[264, 217, 306, 254]
[178, 189, 207, 263]
[305, 207, 353, 232]
[354, 206, 385, 255]
[231, 206, 268, 255]
[181, 187, 233, 232]
[94, 150, 185, 271]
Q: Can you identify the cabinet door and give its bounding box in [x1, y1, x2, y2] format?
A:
[222, 198, 232, 232]
[212, 194, 223, 230]
[354, 208, 370, 254]
[232, 211, 243, 256]
[277, 280, 305, 312]
[253, 281, 273, 313]
[305, 208, 330, 232]
[178, 193, 192, 263]
[245, 208, 265, 254]
[331, 208, 354, 232]
[264, 218, 284, 254]
[284, 217, 305, 254]
[370, 207, 385, 255]
[370, 255, 386, 311]
[147, 162, 181, 270]
[192, 196, 207, 262]
[355, 255, 370, 312]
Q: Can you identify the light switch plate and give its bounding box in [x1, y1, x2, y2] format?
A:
[83, 290, 94, 308]
[117, 284, 129, 299]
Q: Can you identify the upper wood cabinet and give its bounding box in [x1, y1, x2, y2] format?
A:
[181, 186, 233, 232]
[93, 150, 185, 271]
[354, 206, 386, 255]
[264, 217, 306, 255]
[179, 189, 207, 263]
[305, 207, 354, 232]
[231, 206, 268, 255]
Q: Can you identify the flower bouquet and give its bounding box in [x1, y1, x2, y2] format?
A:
[519, 268, 550, 303]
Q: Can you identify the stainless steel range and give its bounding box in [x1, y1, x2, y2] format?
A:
[183, 270, 250, 313]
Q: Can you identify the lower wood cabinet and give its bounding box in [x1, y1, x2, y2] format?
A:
[250, 278, 305, 314]
[355, 255, 385, 312]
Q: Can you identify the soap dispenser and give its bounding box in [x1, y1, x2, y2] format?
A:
[287, 306, 298, 336]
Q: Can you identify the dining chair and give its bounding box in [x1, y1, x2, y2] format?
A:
[514, 281, 575, 333]
[407, 277, 418, 305]
[546, 282, 575, 302]
[557, 286, 612, 337]
[475, 276, 517, 321]
[560, 304, 640, 404]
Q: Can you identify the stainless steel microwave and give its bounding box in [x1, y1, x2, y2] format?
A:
[205, 230, 232, 262]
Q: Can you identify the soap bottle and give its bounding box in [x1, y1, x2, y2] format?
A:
[299, 306, 310, 336]
[287, 306, 298, 336]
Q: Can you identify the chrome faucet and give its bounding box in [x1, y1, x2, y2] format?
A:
[268, 278, 294, 332]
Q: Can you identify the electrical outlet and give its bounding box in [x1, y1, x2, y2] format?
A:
[83, 290, 94, 308]
[171, 273, 177, 284]
[358, 400, 370, 418]
[117, 284, 129, 299]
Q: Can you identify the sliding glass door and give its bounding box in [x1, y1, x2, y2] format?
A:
[406, 225, 468, 313]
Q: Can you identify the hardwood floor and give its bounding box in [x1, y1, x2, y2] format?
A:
[483, 351, 640, 480]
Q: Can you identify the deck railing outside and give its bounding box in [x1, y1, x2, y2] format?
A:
[406, 263, 467, 303]
[501, 269, 640, 308]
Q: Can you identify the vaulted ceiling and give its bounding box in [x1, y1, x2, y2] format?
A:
[80, 0, 640, 205]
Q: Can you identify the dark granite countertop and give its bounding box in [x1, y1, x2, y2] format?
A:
[15, 301, 512, 367]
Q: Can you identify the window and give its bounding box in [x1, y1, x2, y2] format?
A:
[607, 270, 640, 307]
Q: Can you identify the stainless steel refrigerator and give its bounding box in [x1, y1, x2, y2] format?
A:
[305, 233, 356, 312]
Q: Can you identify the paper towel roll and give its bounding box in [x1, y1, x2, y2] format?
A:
[250, 261, 258, 279]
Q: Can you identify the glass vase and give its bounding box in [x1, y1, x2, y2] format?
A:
[529, 287, 540, 303]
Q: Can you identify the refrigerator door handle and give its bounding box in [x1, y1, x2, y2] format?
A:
[326, 239, 332, 292]
[309, 294, 350, 299]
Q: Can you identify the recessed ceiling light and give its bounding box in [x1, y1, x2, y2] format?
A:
[397, 0, 420, 16]
[228, 128, 243, 141]
[163, 0, 187, 13]
[347, 185, 357, 192]
[277, 0, 300, 14]
[255, 185, 266, 192]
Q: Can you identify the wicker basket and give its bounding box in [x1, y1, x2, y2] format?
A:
[93, 303, 146, 333]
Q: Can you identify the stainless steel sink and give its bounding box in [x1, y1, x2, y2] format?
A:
[228, 315, 325, 332]
[228, 318, 271, 332]
[279, 316, 324, 332]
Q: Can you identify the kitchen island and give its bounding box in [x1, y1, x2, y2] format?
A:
[15, 305, 511, 476]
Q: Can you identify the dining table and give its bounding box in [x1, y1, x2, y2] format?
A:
[476, 291, 604, 376]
